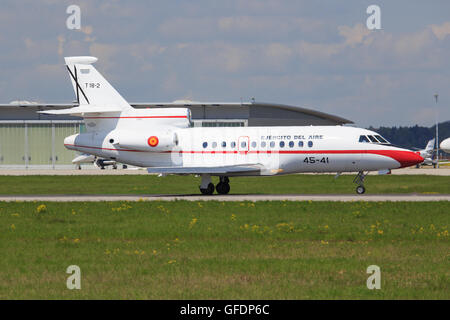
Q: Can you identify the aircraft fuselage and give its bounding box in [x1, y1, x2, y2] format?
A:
[64, 125, 423, 175]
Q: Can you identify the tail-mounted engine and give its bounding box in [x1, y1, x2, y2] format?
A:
[107, 129, 178, 152]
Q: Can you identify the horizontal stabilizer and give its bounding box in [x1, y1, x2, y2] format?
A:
[38, 106, 122, 116]
[147, 164, 262, 175]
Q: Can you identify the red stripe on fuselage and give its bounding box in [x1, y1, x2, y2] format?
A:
[64, 144, 423, 167]
[83, 116, 188, 119]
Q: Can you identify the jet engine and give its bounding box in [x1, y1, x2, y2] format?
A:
[107, 129, 178, 152]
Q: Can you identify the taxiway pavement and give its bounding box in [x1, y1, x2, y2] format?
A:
[0, 194, 448, 202]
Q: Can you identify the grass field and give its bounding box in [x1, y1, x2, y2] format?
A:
[0, 174, 449, 195]
[0, 201, 448, 299]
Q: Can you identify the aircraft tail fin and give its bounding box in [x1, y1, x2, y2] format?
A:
[64, 56, 132, 110]
[424, 138, 435, 153]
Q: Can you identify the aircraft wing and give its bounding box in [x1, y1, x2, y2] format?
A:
[147, 164, 262, 175]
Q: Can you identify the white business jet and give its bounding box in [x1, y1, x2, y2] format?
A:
[40, 57, 424, 195]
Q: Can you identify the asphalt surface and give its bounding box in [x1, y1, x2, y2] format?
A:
[0, 194, 448, 202]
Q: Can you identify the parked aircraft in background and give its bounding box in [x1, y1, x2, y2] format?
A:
[441, 138, 450, 153]
[72, 153, 122, 170]
[414, 138, 435, 167]
[72, 153, 95, 169]
[40, 56, 424, 194]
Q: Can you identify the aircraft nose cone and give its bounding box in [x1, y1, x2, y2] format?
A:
[397, 151, 424, 168]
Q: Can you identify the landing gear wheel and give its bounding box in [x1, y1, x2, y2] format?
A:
[200, 183, 215, 195]
[356, 186, 365, 194]
[216, 182, 230, 195]
[353, 171, 368, 195]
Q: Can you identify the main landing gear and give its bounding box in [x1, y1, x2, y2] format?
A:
[353, 171, 368, 194]
[216, 176, 230, 195]
[199, 175, 230, 195]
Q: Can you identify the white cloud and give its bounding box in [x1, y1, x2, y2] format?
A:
[24, 38, 35, 49]
[158, 15, 326, 41]
[296, 41, 343, 61]
[89, 43, 119, 76]
[393, 28, 433, 57]
[57, 35, 65, 56]
[431, 21, 450, 40]
[338, 23, 371, 47]
[157, 17, 217, 38]
[264, 43, 293, 64]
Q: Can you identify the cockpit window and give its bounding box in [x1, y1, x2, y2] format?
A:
[374, 135, 389, 144]
[360, 134, 390, 144]
[359, 135, 370, 143]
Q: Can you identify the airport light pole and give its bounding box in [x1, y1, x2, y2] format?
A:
[434, 93, 439, 169]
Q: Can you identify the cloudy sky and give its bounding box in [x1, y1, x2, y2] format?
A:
[0, 0, 449, 127]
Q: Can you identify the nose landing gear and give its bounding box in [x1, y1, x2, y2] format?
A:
[356, 185, 366, 194]
[353, 171, 368, 194]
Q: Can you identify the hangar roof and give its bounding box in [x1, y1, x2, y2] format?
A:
[0, 100, 353, 125]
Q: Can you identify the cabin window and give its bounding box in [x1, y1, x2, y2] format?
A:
[359, 135, 370, 143]
[241, 141, 247, 148]
[270, 141, 275, 148]
[251, 141, 257, 148]
[212, 142, 217, 148]
[261, 141, 266, 148]
[279, 141, 285, 148]
[308, 141, 313, 148]
[221, 141, 226, 148]
[289, 141, 294, 148]
[202, 142, 208, 148]
[231, 142, 236, 148]
[367, 135, 378, 143]
[298, 141, 304, 147]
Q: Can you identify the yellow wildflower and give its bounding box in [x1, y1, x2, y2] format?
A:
[36, 204, 47, 213]
[189, 217, 198, 228]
